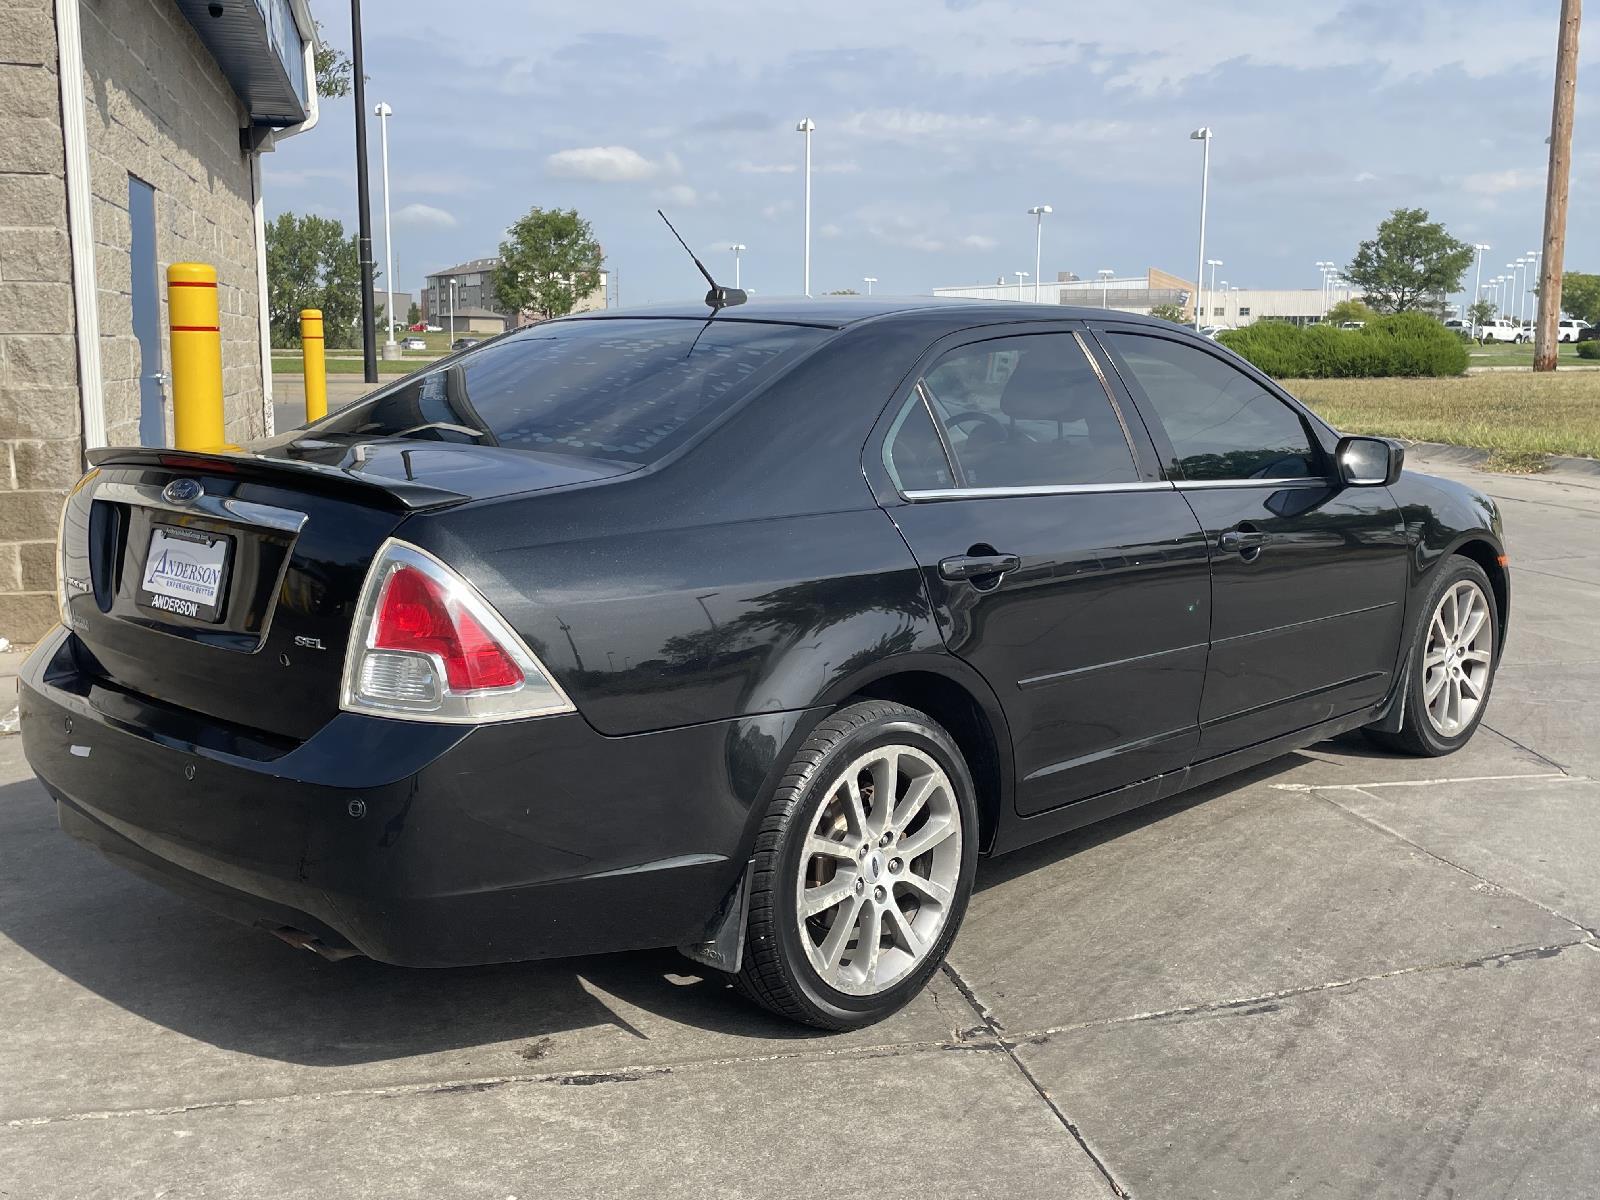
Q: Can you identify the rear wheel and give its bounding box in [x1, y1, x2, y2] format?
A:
[734, 701, 978, 1029]
[1366, 558, 1499, 756]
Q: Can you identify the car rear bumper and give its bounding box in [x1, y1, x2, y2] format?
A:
[19, 628, 806, 967]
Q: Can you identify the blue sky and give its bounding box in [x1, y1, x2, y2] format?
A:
[266, 1, 1595, 307]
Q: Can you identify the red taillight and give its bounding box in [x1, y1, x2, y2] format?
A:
[372, 564, 524, 691]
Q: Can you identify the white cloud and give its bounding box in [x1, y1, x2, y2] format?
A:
[736, 159, 860, 175]
[656, 183, 720, 208]
[837, 108, 1132, 150]
[819, 223, 843, 239]
[394, 171, 484, 196]
[1462, 168, 1542, 197]
[394, 203, 458, 229]
[961, 234, 998, 251]
[546, 145, 664, 183]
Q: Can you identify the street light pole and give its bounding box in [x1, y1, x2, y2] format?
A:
[448, 277, 457, 346]
[1014, 270, 1029, 298]
[1027, 205, 1052, 303]
[1471, 244, 1491, 334]
[730, 244, 745, 289]
[1526, 248, 1542, 328]
[1190, 126, 1213, 331]
[374, 101, 399, 360]
[350, 0, 378, 382]
[1098, 268, 1113, 308]
[863, 276, 877, 295]
[796, 118, 815, 297]
[1206, 258, 1222, 322]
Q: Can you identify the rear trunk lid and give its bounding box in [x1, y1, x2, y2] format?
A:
[61, 439, 630, 743]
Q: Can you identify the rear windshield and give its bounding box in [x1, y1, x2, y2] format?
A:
[315, 318, 830, 466]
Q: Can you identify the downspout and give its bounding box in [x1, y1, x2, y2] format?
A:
[252, 0, 320, 436]
[53, 0, 105, 453]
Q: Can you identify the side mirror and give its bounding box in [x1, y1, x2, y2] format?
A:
[1336, 435, 1404, 487]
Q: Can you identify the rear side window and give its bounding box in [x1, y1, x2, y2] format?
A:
[910, 333, 1138, 489]
[1104, 333, 1320, 481]
[316, 319, 829, 466]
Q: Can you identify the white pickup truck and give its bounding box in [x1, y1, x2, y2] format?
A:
[1476, 319, 1527, 343]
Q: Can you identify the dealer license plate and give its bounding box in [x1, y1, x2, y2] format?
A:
[137, 525, 232, 623]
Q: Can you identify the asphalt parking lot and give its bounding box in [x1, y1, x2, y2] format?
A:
[2, 450, 1598, 1199]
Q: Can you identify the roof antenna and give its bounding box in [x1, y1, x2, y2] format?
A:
[657, 210, 747, 311]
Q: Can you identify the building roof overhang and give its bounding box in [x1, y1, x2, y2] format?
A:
[174, 0, 312, 127]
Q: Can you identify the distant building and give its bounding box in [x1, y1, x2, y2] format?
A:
[0, 0, 317, 641]
[934, 269, 1359, 328]
[934, 268, 1195, 315]
[421, 258, 609, 332]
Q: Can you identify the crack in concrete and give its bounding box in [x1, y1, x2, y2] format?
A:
[1313, 785, 1600, 939]
[1, 1038, 954, 1130]
[1016, 936, 1595, 1041]
[1481, 723, 1574, 772]
[940, 962, 1132, 1199]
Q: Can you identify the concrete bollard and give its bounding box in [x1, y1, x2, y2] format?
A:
[300, 308, 327, 422]
[166, 263, 226, 450]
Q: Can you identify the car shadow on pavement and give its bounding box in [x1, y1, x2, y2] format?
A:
[0, 778, 819, 1068]
[973, 753, 1312, 893]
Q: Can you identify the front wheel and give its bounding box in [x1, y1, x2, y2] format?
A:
[1366, 558, 1499, 756]
[734, 701, 978, 1029]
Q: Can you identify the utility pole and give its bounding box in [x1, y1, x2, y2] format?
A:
[350, 0, 378, 383]
[1536, 0, 1581, 372]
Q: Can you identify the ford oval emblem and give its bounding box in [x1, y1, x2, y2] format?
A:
[162, 477, 203, 504]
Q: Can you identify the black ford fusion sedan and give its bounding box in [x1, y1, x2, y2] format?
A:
[20, 297, 1508, 1029]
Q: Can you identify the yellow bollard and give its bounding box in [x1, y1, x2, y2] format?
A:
[300, 308, 327, 422]
[166, 263, 226, 450]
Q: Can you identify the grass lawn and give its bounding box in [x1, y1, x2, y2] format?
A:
[271, 356, 434, 376]
[1287, 371, 1600, 471]
[1465, 341, 1587, 367]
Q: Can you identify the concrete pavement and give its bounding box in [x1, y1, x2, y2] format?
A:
[2, 452, 1597, 1198]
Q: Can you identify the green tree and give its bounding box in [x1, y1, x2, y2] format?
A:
[406, 301, 421, 327]
[1345, 208, 1473, 314]
[1559, 272, 1600, 324]
[1324, 298, 1379, 326]
[1467, 299, 1497, 330]
[313, 20, 353, 99]
[494, 207, 603, 321]
[264, 212, 365, 349]
[1149, 302, 1186, 323]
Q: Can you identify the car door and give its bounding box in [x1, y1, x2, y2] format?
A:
[1094, 325, 1410, 759]
[875, 327, 1212, 814]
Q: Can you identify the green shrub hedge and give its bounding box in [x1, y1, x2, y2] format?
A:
[1216, 313, 1468, 378]
[1576, 340, 1600, 360]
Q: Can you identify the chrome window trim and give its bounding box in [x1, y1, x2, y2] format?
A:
[1173, 477, 1331, 490]
[1072, 329, 1140, 466]
[93, 480, 308, 534]
[904, 481, 1176, 501]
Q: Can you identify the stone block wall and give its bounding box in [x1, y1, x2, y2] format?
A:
[0, 0, 78, 641]
[79, 0, 266, 450]
[0, 0, 270, 644]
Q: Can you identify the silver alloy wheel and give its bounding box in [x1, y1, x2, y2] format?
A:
[794, 744, 963, 996]
[1422, 579, 1494, 737]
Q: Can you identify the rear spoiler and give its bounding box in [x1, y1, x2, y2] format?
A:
[85, 446, 471, 513]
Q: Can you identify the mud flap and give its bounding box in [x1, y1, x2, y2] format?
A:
[1368, 653, 1413, 734]
[678, 858, 754, 975]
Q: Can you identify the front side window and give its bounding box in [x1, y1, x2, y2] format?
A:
[911, 333, 1137, 489]
[1104, 332, 1320, 481]
[316, 318, 828, 467]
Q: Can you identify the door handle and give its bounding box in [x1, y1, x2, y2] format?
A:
[1218, 528, 1271, 555]
[938, 552, 1021, 582]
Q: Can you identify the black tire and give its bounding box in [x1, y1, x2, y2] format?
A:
[733, 700, 979, 1030]
[1365, 557, 1499, 756]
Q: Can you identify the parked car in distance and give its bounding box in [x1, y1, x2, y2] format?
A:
[451, 337, 483, 351]
[1477, 318, 1526, 343]
[1196, 325, 1231, 341]
[407, 322, 429, 333]
[400, 337, 427, 351]
[1576, 323, 1600, 343]
[1441, 318, 1472, 339]
[1338, 320, 1366, 330]
[19, 296, 1511, 1030]
[1557, 318, 1591, 342]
